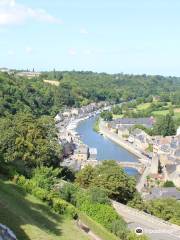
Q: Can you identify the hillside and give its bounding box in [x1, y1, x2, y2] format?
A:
[1, 71, 180, 118]
[0, 180, 90, 240]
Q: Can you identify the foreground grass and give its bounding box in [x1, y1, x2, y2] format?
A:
[0, 180, 90, 240]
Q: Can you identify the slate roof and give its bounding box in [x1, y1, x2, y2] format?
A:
[114, 117, 154, 127]
[145, 187, 180, 200]
[174, 148, 180, 157]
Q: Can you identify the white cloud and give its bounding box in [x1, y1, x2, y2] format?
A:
[68, 48, 77, 56]
[25, 46, 33, 54]
[0, 0, 62, 25]
[80, 27, 88, 35]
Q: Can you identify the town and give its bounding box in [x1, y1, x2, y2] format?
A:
[55, 103, 180, 200]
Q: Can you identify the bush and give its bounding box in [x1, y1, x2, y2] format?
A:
[59, 182, 78, 205]
[51, 197, 78, 219]
[66, 205, 78, 219]
[88, 187, 110, 204]
[16, 175, 26, 186]
[111, 220, 129, 239]
[23, 179, 36, 193]
[127, 232, 149, 240]
[32, 166, 60, 191]
[52, 197, 69, 214]
[32, 187, 49, 201]
[163, 181, 175, 187]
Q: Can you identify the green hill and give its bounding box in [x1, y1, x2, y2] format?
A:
[0, 180, 90, 240]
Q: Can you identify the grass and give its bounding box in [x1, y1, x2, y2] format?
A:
[152, 110, 169, 116]
[136, 102, 151, 110]
[113, 114, 123, 119]
[152, 109, 180, 118]
[0, 180, 90, 240]
[79, 212, 119, 240]
[43, 80, 60, 86]
[93, 117, 100, 132]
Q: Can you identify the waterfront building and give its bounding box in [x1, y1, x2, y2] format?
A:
[89, 148, 97, 160]
[73, 145, 89, 162]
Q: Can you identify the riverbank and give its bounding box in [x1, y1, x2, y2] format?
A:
[93, 117, 100, 132]
[98, 119, 150, 165]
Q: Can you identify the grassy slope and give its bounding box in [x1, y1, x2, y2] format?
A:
[79, 212, 119, 240]
[0, 180, 90, 240]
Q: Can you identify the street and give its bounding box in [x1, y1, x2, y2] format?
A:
[112, 201, 180, 240]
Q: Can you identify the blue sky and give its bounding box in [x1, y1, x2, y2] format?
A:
[0, 0, 180, 76]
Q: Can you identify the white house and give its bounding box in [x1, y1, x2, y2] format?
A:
[176, 126, 180, 136]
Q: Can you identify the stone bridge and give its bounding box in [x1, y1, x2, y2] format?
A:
[117, 161, 145, 173]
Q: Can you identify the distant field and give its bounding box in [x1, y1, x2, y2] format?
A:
[152, 108, 180, 118]
[113, 114, 123, 119]
[0, 181, 90, 240]
[136, 102, 151, 110]
[152, 110, 169, 116]
[43, 80, 60, 86]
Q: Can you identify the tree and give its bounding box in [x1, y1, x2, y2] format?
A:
[112, 105, 122, 115]
[128, 192, 148, 211]
[78, 160, 137, 203]
[100, 111, 113, 121]
[75, 165, 96, 188]
[0, 113, 62, 175]
[32, 166, 60, 190]
[163, 180, 175, 187]
[93, 161, 136, 203]
[153, 114, 176, 136]
[169, 103, 174, 116]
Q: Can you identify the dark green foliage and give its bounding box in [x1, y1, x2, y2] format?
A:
[76, 161, 137, 204]
[31, 166, 60, 190]
[163, 181, 176, 187]
[76, 190, 128, 238]
[16, 173, 78, 219]
[153, 114, 176, 136]
[59, 182, 79, 205]
[127, 192, 148, 211]
[75, 165, 96, 188]
[111, 220, 129, 239]
[0, 113, 62, 175]
[100, 111, 113, 121]
[88, 187, 110, 204]
[112, 105, 122, 115]
[147, 198, 180, 225]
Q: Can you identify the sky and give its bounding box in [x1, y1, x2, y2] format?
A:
[0, 0, 180, 76]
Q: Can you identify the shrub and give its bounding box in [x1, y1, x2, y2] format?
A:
[127, 232, 149, 240]
[32, 187, 49, 201]
[66, 205, 78, 219]
[32, 166, 60, 191]
[52, 198, 68, 214]
[111, 220, 129, 239]
[163, 181, 175, 187]
[59, 182, 78, 205]
[16, 175, 26, 186]
[23, 179, 36, 193]
[88, 187, 110, 204]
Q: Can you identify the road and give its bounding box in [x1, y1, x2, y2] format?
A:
[112, 201, 180, 240]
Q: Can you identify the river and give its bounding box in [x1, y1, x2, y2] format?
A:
[76, 116, 139, 176]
